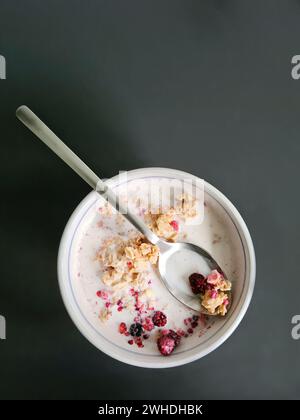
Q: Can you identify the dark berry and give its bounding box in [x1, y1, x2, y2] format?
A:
[192, 315, 199, 321]
[152, 311, 167, 327]
[191, 321, 198, 328]
[167, 329, 181, 347]
[189, 273, 207, 294]
[129, 323, 143, 337]
[157, 335, 176, 356]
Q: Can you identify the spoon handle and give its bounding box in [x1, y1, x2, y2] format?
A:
[16, 105, 160, 245]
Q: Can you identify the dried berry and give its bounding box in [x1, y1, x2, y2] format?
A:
[167, 329, 181, 347]
[96, 290, 108, 300]
[157, 335, 176, 356]
[152, 311, 167, 327]
[129, 323, 144, 337]
[143, 317, 155, 332]
[189, 273, 207, 295]
[169, 220, 179, 232]
[136, 337, 144, 348]
[177, 329, 186, 337]
[118, 322, 127, 334]
[210, 290, 218, 299]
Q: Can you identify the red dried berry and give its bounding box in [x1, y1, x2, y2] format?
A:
[97, 290, 108, 300]
[169, 220, 179, 232]
[191, 321, 198, 328]
[118, 322, 127, 334]
[152, 311, 167, 327]
[136, 338, 144, 348]
[128, 339, 134, 345]
[177, 328, 186, 337]
[187, 328, 193, 334]
[167, 329, 181, 347]
[189, 273, 207, 295]
[157, 335, 176, 356]
[143, 317, 155, 332]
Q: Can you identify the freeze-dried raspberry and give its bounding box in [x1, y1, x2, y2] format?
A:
[167, 329, 181, 347]
[143, 317, 155, 332]
[96, 290, 108, 300]
[152, 311, 167, 327]
[169, 220, 179, 232]
[136, 337, 144, 348]
[157, 335, 176, 356]
[118, 322, 127, 334]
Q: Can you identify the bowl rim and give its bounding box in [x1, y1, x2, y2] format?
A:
[57, 167, 256, 368]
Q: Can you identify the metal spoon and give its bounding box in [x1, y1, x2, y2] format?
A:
[16, 105, 230, 313]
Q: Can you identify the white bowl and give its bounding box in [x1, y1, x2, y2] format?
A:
[58, 168, 256, 368]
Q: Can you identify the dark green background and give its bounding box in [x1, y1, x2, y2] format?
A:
[1, 0, 300, 399]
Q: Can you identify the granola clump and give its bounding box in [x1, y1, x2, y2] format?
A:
[145, 194, 197, 242]
[189, 269, 232, 316]
[97, 235, 159, 290]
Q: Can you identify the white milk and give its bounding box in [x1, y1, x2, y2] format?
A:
[70, 177, 244, 354]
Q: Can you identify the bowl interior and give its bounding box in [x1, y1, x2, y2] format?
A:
[58, 168, 254, 368]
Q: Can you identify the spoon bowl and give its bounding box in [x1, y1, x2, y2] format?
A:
[157, 239, 230, 312]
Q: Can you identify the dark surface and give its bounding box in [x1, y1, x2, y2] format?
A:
[0, 0, 300, 400]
